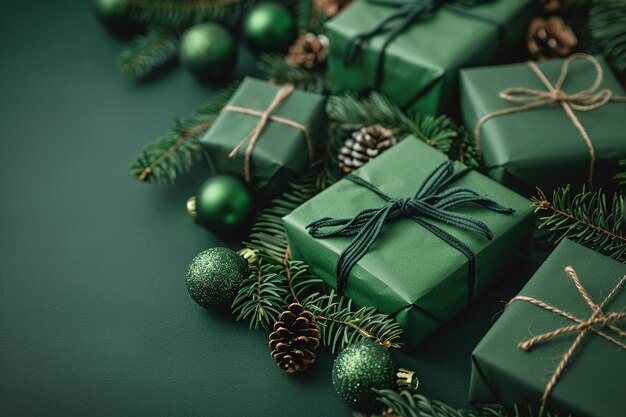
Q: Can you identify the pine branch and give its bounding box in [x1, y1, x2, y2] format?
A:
[589, 0, 626, 80]
[532, 186, 626, 262]
[130, 82, 238, 183]
[118, 28, 179, 78]
[616, 159, 626, 185]
[372, 389, 556, 417]
[258, 53, 330, 94]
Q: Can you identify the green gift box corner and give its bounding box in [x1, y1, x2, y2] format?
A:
[200, 77, 326, 195]
[325, 0, 535, 115]
[283, 138, 534, 349]
[461, 55, 626, 195]
[469, 239, 626, 417]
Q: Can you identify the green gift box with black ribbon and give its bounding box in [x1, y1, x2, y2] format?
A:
[469, 239, 626, 417]
[324, 0, 535, 115]
[200, 77, 326, 195]
[461, 54, 626, 195]
[283, 138, 534, 349]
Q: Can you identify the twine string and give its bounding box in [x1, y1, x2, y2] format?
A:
[507, 266, 626, 409]
[222, 84, 313, 183]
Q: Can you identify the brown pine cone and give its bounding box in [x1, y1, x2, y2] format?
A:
[314, 0, 352, 17]
[527, 17, 577, 60]
[338, 125, 397, 174]
[287, 33, 328, 70]
[539, 0, 570, 12]
[269, 303, 320, 373]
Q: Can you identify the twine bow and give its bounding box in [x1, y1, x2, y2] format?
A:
[223, 84, 313, 183]
[474, 53, 626, 188]
[507, 266, 626, 410]
[307, 160, 513, 295]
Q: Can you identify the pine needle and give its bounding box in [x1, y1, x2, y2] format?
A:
[118, 28, 179, 78]
[590, 0, 626, 80]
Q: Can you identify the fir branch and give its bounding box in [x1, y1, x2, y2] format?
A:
[258, 53, 329, 94]
[616, 159, 626, 185]
[532, 186, 626, 262]
[327, 92, 412, 131]
[589, 0, 626, 80]
[130, 82, 238, 183]
[118, 28, 179, 78]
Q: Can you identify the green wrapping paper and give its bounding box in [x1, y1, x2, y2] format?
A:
[469, 239, 626, 417]
[325, 0, 534, 115]
[200, 77, 326, 195]
[461, 55, 626, 195]
[283, 139, 534, 349]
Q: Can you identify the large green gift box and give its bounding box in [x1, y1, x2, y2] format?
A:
[461, 55, 626, 195]
[325, 0, 534, 115]
[470, 239, 626, 417]
[283, 138, 534, 349]
[200, 77, 326, 194]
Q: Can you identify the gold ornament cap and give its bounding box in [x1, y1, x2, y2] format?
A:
[187, 196, 197, 220]
[397, 368, 419, 391]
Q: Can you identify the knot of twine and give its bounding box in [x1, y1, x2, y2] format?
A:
[507, 266, 626, 410]
[222, 84, 313, 183]
[306, 160, 513, 294]
[475, 53, 626, 188]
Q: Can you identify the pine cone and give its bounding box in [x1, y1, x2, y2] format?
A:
[527, 17, 577, 60]
[338, 125, 397, 174]
[287, 33, 328, 70]
[269, 303, 320, 373]
[539, 0, 569, 12]
[314, 0, 352, 17]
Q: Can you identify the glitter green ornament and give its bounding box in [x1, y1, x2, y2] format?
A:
[332, 340, 395, 410]
[179, 23, 236, 82]
[186, 247, 248, 311]
[243, 3, 296, 52]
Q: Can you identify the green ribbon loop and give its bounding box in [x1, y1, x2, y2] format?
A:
[306, 160, 514, 296]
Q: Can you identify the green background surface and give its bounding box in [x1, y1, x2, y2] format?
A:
[0, 1, 546, 416]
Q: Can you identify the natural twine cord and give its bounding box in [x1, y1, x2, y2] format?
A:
[474, 53, 626, 188]
[222, 84, 313, 183]
[506, 266, 626, 410]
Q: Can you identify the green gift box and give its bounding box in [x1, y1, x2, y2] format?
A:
[469, 239, 626, 417]
[325, 0, 534, 115]
[283, 138, 534, 349]
[461, 55, 626, 195]
[200, 77, 326, 195]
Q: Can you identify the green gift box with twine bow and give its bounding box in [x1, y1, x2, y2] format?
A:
[469, 239, 626, 417]
[461, 54, 626, 195]
[200, 77, 326, 195]
[283, 138, 534, 349]
[324, 0, 535, 116]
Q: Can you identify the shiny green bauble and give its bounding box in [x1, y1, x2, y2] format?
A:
[179, 23, 236, 82]
[94, 0, 142, 37]
[186, 247, 248, 311]
[194, 176, 253, 235]
[332, 340, 396, 410]
[243, 3, 296, 52]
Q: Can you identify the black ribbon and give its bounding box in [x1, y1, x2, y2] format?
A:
[343, 0, 504, 102]
[306, 160, 514, 299]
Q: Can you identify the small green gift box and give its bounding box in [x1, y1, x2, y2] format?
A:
[469, 239, 626, 417]
[461, 54, 626, 195]
[325, 0, 534, 115]
[283, 138, 534, 349]
[200, 77, 326, 195]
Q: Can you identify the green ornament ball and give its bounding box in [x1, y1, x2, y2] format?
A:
[186, 247, 248, 311]
[94, 0, 142, 37]
[332, 340, 396, 410]
[179, 23, 237, 82]
[192, 176, 253, 235]
[243, 3, 296, 52]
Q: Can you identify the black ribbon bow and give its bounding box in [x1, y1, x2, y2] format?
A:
[306, 160, 513, 297]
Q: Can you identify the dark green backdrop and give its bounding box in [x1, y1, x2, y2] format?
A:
[0, 2, 545, 416]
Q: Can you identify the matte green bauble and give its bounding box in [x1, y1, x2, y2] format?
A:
[332, 340, 396, 409]
[179, 23, 236, 82]
[243, 3, 296, 52]
[94, 0, 142, 37]
[186, 247, 248, 311]
[192, 176, 253, 234]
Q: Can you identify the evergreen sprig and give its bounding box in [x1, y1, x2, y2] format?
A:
[258, 53, 329, 93]
[616, 159, 626, 185]
[532, 186, 626, 262]
[130, 82, 238, 183]
[589, 0, 626, 80]
[118, 28, 179, 78]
